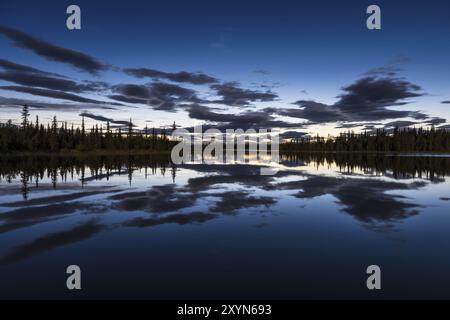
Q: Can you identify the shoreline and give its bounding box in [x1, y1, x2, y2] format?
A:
[281, 150, 450, 155]
[2, 150, 450, 157]
[0, 150, 172, 157]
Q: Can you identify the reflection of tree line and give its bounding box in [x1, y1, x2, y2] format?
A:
[1, 153, 449, 200]
[282, 152, 450, 180]
[0, 155, 175, 199]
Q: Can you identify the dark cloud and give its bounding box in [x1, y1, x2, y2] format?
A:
[437, 124, 450, 130]
[441, 101, 450, 104]
[338, 76, 422, 110]
[364, 56, 409, 78]
[211, 82, 278, 106]
[82, 80, 110, 92]
[107, 94, 148, 105]
[186, 104, 303, 130]
[0, 96, 117, 111]
[0, 85, 120, 105]
[124, 68, 218, 85]
[187, 104, 262, 123]
[112, 82, 201, 111]
[0, 59, 111, 98]
[384, 120, 418, 128]
[280, 131, 309, 140]
[0, 58, 64, 77]
[336, 75, 426, 120]
[79, 112, 135, 126]
[113, 84, 152, 99]
[422, 117, 447, 126]
[334, 122, 382, 129]
[335, 123, 366, 129]
[364, 65, 402, 78]
[0, 71, 102, 93]
[373, 118, 448, 130]
[360, 125, 379, 133]
[279, 101, 344, 122]
[149, 82, 198, 100]
[0, 26, 108, 75]
[277, 75, 427, 123]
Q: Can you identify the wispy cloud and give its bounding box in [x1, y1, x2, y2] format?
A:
[0, 26, 109, 75]
[0, 85, 121, 105]
[79, 112, 134, 126]
[210, 82, 278, 106]
[111, 82, 202, 111]
[0, 58, 64, 78]
[123, 68, 218, 85]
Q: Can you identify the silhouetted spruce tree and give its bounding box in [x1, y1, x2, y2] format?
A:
[21, 104, 30, 129]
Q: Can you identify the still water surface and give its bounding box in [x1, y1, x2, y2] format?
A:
[0, 153, 449, 299]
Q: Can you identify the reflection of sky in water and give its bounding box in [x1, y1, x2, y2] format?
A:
[0, 155, 449, 299]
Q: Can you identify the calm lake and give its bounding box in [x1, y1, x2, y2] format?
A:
[0, 153, 449, 299]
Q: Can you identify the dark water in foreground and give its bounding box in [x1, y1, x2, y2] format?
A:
[0, 153, 449, 299]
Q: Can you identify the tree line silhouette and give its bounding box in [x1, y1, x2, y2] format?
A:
[0, 105, 176, 152]
[1, 105, 449, 153]
[281, 127, 450, 153]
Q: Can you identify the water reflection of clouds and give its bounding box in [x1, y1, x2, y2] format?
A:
[273, 175, 425, 228]
[0, 155, 448, 264]
[0, 219, 107, 264]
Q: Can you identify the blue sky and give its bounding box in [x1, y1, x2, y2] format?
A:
[1, 0, 449, 135]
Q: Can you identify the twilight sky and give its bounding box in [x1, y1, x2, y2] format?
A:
[1, 0, 450, 137]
